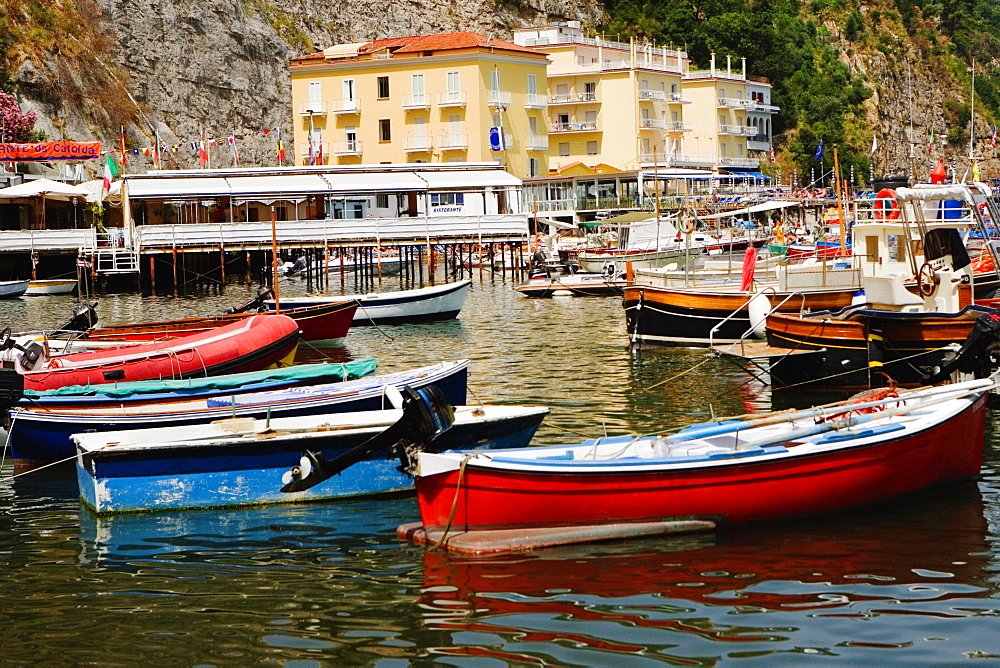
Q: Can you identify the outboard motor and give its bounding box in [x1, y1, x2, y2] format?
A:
[920, 311, 1000, 384]
[55, 302, 98, 334]
[279, 384, 455, 493]
[225, 287, 275, 314]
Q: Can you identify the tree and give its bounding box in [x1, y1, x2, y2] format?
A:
[0, 92, 37, 142]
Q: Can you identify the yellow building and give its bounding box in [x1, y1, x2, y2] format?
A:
[682, 54, 761, 172]
[514, 23, 775, 175]
[513, 23, 693, 171]
[289, 32, 550, 178]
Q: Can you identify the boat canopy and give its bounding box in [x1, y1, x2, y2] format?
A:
[698, 200, 799, 220]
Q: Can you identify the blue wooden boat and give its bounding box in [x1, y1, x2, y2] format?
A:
[74, 402, 548, 513]
[0, 279, 29, 299]
[7, 360, 468, 467]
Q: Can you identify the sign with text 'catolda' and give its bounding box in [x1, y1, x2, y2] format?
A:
[0, 141, 102, 161]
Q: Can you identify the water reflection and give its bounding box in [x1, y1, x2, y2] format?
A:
[416, 485, 999, 664]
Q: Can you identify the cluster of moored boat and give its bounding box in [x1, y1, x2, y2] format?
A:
[433, 176, 1000, 554]
[4, 178, 1000, 556]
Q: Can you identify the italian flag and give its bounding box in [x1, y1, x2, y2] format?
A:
[103, 153, 120, 191]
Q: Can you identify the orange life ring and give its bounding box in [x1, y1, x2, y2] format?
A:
[874, 188, 900, 220]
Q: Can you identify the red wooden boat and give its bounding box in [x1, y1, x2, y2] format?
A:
[400, 378, 993, 553]
[5, 314, 300, 393]
[85, 300, 357, 344]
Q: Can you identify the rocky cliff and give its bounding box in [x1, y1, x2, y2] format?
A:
[6, 0, 603, 175]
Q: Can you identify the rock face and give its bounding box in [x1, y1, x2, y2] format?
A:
[14, 0, 604, 173]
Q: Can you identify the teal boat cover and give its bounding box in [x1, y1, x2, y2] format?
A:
[23, 359, 378, 398]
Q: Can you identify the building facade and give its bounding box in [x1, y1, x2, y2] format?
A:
[289, 33, 550, 179]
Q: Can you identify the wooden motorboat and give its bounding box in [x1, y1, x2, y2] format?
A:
[516, 271, 630, 298]
[399, 378, 994, 553]
[84, 300, 357, 344]
[717, 184, 1000, 388]
[270, 279, 472, 325]
[74, 398, 548, 514]
[0, 313, 300, 396]
[25, 279, 77, 295]
[7, 359, 468, 466]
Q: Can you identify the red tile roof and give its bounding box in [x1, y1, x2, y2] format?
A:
[292, 31, 545, 62]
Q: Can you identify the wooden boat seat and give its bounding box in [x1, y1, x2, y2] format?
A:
[862, 276, 923, 311]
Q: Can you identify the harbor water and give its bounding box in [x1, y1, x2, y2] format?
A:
[2, 274, 999, 665]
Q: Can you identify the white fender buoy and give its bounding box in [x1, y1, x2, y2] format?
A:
[747, 292, 771, 339]
[384, 384, 404, 409]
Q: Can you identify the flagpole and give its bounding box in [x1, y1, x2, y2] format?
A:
[833, 146, 847, 255]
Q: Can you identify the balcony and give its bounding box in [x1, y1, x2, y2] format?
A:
[638, 90, 667, 101]
[669, 93, 693, 104]
[639, 119, 666, 130]
[717, 97, 745, 108]
[401, 94, 430, 110]
[668, 121, 693, 132]
[549, 92, 598, 104]
[744, 100, 780, 113]
[329, 98, 360, 115]
[436, 91, 467, 107]
[719, 124, 757, 136]
[403, 136, 433, 152]
[488, 90, 512, 106]
[550, 121, 599, 133]
[439, 134, 468, 150]
[298, 101, 326, 116]
[718, 156, 760, 168]
[640, 152, 716, 168]
[747, 138, 771, 151]
[525, 93, 548, 109]
[333, 140, 362, 156]
[527, 135, 549, 150]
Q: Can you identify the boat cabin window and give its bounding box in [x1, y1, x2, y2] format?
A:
[924, 228, 970, 269]
[887, 234, 904, 262]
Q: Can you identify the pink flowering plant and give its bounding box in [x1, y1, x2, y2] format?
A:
[0, 91, 36, 142]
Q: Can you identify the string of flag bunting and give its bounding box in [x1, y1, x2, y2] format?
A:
[98, 126, 286, 168]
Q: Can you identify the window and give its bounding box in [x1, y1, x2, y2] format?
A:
[528, 116, 538, 136]
[671, 83, 679, 95]
[584, 82, 596, 99]
[376, 193, 389, 208]
[587, 141, 598, 155]
[342, 79, 355, 101]
[411, 73, 425, 103]
[345, 126, 357, 152]
[308, 81, 322, 108]
[377, 76, 389, 99]
[431, 192, 465, 206]
[528, 157, 539, 177]
[379, 119, 391, 142]
[640, 79, 649, 91]
[490, 69, 501, 92]
[559, 142, 570, 156]
[492, 111, 502, 128]
[445, 70, 461, 103]
[527, 74, 537, 95]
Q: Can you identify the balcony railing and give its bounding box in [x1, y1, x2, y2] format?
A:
[668, 121, 692, 132]
[640, 152, 716, 167]
[329, 98, 360, 114]
[717, 97, 745, 108]
[439, 134, 468, 150]
[747, 139, 771, 151]
[744, 100, 780, 112]
[719, 124, 756, 136]
[488, 90, 513, 106]
[640, 119, 666, 130]
[436, 91, 467, 107]
[550, 121, 599, 133]
[299, 101, 326, 116]
[527, 135, 549, 150]
[403, 136, 433, 152]
[549, 92, 598, 104]
[669, 93, 692, 104]
[332, 140, 362, 156]
[401, 94, 430, 109]
[525, 93, 548, 109]
[638, 90, 667, 101]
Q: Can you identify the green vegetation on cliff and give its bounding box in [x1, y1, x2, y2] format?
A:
[603, 0, 1000, 183]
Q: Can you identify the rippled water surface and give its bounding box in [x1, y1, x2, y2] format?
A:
[2, 274, 999, 665]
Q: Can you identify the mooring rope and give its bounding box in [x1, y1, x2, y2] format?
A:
[428, 454, 472, 552]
